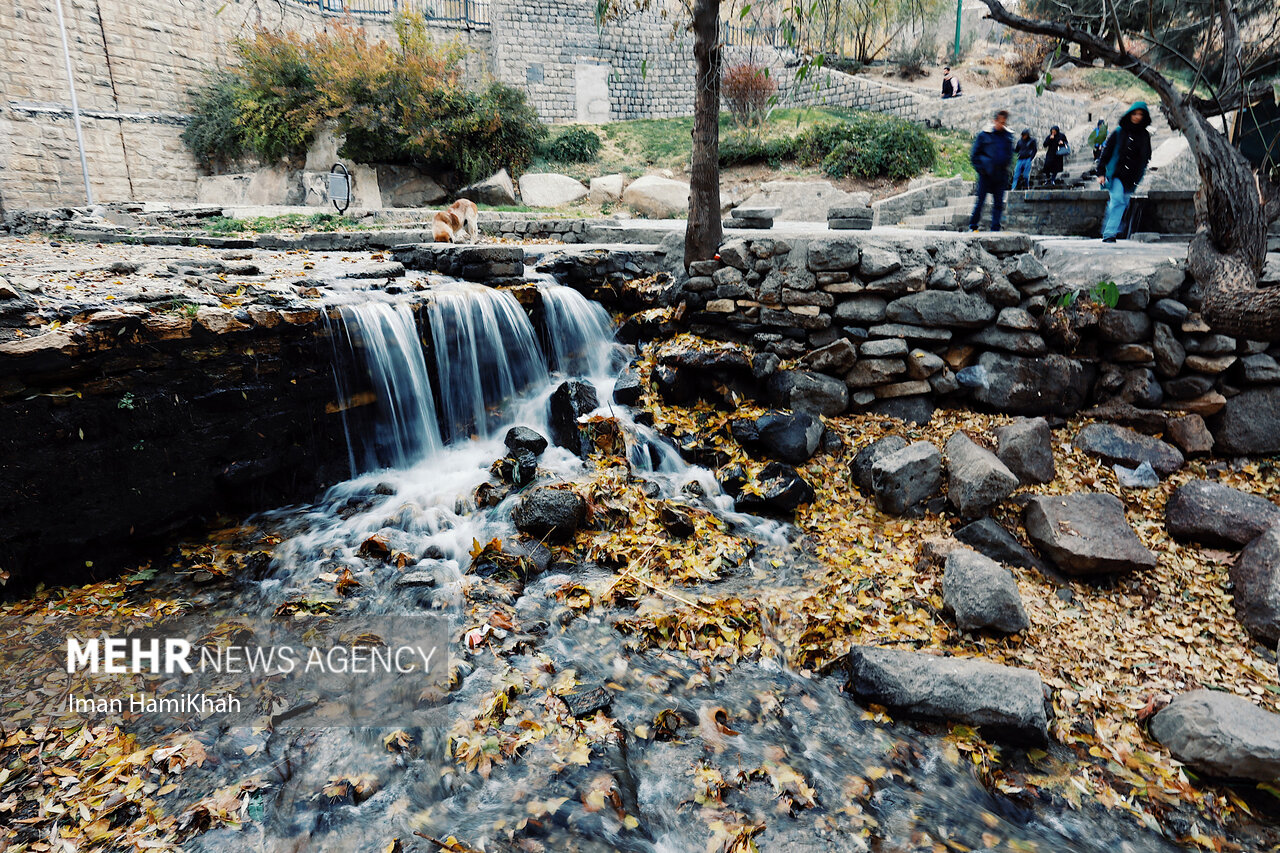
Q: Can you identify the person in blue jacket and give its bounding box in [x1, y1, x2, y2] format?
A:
[1097, 101, 1153, 242]
[968, 110, 1014, 232]
[1012, 128, 1037, 190]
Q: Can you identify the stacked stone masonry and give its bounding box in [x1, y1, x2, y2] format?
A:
[679, 233, 1280, 455]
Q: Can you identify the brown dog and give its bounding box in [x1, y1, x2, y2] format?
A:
[432, 199, 479, 243]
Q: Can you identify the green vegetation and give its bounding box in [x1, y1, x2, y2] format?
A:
[541, 127, 603, 164]
[930, 128, 978, 180]
[200, 213, 362, 234]
[182, 14, 546, 181]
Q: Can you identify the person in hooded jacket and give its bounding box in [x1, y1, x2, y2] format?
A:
[1042, 126, 1068, 185]
[1087, 119, 1108, 163]
[1012, 128, 1037, 190]
[1097, 101, 1153, 242]
[968, 109, 1014, 232]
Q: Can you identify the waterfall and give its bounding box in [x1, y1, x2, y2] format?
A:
[538, 281, 617, 379]
[336, 301, 442, 470]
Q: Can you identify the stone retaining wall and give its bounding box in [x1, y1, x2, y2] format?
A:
[1000, 190, 1197, 237]
[675, 232, 1280, 456]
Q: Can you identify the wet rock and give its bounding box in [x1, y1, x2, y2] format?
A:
[394, 570, 438, 589]
[612, 367, 643, 406]
[732, 462, 815, 515]
[1231, 527, 1280, 643]
[658, 502, 696, 537]
[549, 380, 599, 456]
[559, 684, 613, 717]
[1023, 493, 1158, 576]
[1166, 414, 1214, 456]
[505, 425, 549, 457]
[1073, 423, 1183, 476]
[954, 517, 1055, 578]
[195, 307, 251, 335]
[944, 432, 1019, 519]
[943, 548, 1029, 633]
[993, 417, 1055, 485]
[512, 486, 586, 544]
[1211, 387, 1280, 455]
[850, 435, 908, 492]
[786, 371, 848, 417]
[754, 410, 824, 464]
[341, 262, 405, 279]
[1150, 690, 1280, 781]
[885, 291, 995, 329]
[845, 646, 1048, 745]
[1166, 480, 1280, 548]
[872, 441, 943, 515]
[970, 353, 1094, 416]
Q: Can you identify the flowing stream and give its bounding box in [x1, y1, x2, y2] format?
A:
[67, 276, 1184, 851]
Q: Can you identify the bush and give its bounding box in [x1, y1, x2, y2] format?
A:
[795, 117, 936, 180]
[722, 63, 777, 127]
[891, 35, 937, 80]
[182, 15, 547, 181]
[543, 127, 603, 163]
[718, 134, 797, 168]
[1004, 32, 1056, 84]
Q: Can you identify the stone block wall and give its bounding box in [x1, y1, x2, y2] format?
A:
[872, 176, 966, 226]
[675, 232, 1280, 455]
[999, 190, 1197, 237]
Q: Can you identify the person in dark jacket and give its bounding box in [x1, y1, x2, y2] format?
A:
[968, 110, 1014, 232]
[1012, 128, 1037, 190]
[1097, 101, 1153, 242]
[1087, 119, 1108, 163]
[942, 67, 956, 98]
[1042, 126, 1068, 185]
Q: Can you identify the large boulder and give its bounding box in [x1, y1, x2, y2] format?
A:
[970, 353, 1094, 416]
[1073, 423, 1184, 477]
[505, 426, 549, 457]
[518, 173, 588, 207]
[549, 380, 599, 456]
[622, 175, 691, 218]
[885, 292, 995, 329]
[944, 432, 1019, 518]
[1211, 387, 1280, 455]
[786, 371, 849, 417]
[755, 410, 825, 465]
[871, 441, 943, 515]
[954, 517, 1056, 578]
[458, 168, 517, 206]
[375, 164, 448, 207]
[512, 486, 586, 544]
[850, 435, 908, 492]
[1023, 493, 1158, 576]
[943, 548, 1029, 633]
[845, 646, 1049, 745]
[740, 180, 870, 222]
[1232, 526, 1280, 643]
[589, 173, 625, 204]
[1150, 690, 1280, 781]
[1166, 480, 1280, 548]
[993, 417, 1056, 484]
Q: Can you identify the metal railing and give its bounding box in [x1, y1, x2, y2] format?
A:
[288, 0, 490, 29]
[722, 22, 792, 48]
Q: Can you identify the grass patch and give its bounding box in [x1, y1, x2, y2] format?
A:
[930, 128, 978, 180]
[200, 213, 364, 234]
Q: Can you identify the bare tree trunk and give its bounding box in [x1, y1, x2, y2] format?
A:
[685, 0, 723, 268]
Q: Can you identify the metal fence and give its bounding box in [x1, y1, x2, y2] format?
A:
[288, 0, 490, 28]
[721, 22, 793, 48]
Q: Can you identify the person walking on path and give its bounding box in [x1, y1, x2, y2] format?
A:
[968, 110, 1014, 232]
[1097, 101, 1153, 242]
[1087, 119, 1108, 163]
[942, 67, 957, 98]
[1013, 128, 1037, 190]
[1042, 126, 1068, 185]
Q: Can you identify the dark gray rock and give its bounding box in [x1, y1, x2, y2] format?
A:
[1240, 353, 1280, 384]
[1186, 334, 1237, 355]
[1023, 493, 1158, 576]
[1150, 298, 1190, 325]
[944, 432, 1019, 518]
[993, 417, 1056, 484]
[1167, 414, 1215, 456]
[885, 291, 995, 329]
[954, 517, 1056, 578]
[983, 276, 1022, 308]
[850, 435, 908, 491]
[906, 348, 945, 379]
[858, 246, 901, 277]
[967, 327, 1047, 355]
[860, 338, 909, 358]
[512, 486, 586, 544]
[1117, 368, 1163, 408]
[1166, 480, 1280, 548]
[807, 239, 862, 272]
[872, 441, 943, 515]
[970, 353, 1094, 416]
[871, 396, 936, 425]
[1074, 423, 1184, 476]
[1212, 387, 1280, 455]
[843, 358, 906, 388]
[613, 367, 643, 405]
[786, 371, 849, 417]
[732, 462, 815, 515]
[799, 339, 858, 373]
[756, 410, 824, 464]
[1098, 310, 1152, 344]
[549, 380, 599, 456]
[1232, 526, 1280, 643]
[845, 646, 1048, 745]
[834, 295, 888, 324]
[1004, 253, 1048, 284]
[505, 426, 548, 457]
[996, 307, 1037, 330]
[1150, 690, 1280, 781]
[944, 548, 1029, 633]
[1164, 374, 1214, 400]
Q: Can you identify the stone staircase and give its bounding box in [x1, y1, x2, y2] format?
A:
[893, 181, 976, 231]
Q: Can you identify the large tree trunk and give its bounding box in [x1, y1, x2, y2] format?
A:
[685, 0, 722, 268]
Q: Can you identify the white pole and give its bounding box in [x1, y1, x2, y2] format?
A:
[53, 0, 94, 205]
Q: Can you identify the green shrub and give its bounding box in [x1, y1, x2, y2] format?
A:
[181, 73, 251, 167]
[794, 117, 936, 180]
[544, 126, 603, 163]
[718, 134, 797, 168]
